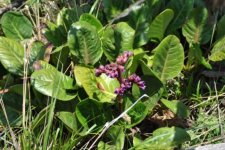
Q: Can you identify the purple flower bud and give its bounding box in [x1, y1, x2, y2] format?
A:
[110, 63, 117, 70]
[118, 65, 125, 72]
[114, 88, 120, 94]
[125, 51, 133, 57]
[116, 56, 123, 65]
[134, 76, 141, 82]
[115, 88, 124, 95]
[116, 51, 133, 65]
[95, 70, 101, 76]
[137, 80, 146, 90]
[99, 65, 105, 70]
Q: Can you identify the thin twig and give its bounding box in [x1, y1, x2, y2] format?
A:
[0, 0, 24, 15]
[109, 0, 145, 24]
[88, 94, 149, 150]
[0, 89, 9, 94]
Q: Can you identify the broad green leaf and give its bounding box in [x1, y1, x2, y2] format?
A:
[122, 96, 148, 128]
[44, 22, 67, 46]
[135, 61, 164, 113]
[57, 111, 78, 131]
[209, 36, 225, 61]
[98, 141, 113, 150]
[74, 65, 119, 103]
[57, 7, 81, 34]
[182, 7, 212, 45]
[34, 60, 57, 70]
[101, 22, 134, 61]
[76, 99, 112, 130]
[98, 125, 125, 150]
[0, 11, 33, 40]
[96, 74, 120, 96]
[0, 37, 24, 75]
[216, 14, 225, 40]
[152, 35, 184, 83]
[102, 0, 129, 20]
[127, 49, 146, 74]
[166, 0, 194, 33]
[51, 44, 67, 54]
[128, 4, 152, 48]
[107, 126, 125, 150]
[79, 13, 103, 31]
[129, 0, 165, 47]
[29, 41, 45, 70]
[148, 9, 174, 41]
[51, 46, 70, 71]
[101, 26, 118, 61]
[132, 127, 190, 150]
[161, 99, 190, 119]
[114, 22, 135, 53]
[31, 63, 76, 101]
[68, 21, 102, 65]
[187, 45, 211, 69]
[140, 59, 157, 77]
[133, 75, 164, 112]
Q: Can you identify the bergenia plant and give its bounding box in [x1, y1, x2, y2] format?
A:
[95, 51, 145, 111]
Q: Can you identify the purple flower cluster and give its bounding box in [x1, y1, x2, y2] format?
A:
[95, 63, 124, 78]
[116, 51, 133, 65]
[95, 51, 145, 95]
[115, 74, 146, 95]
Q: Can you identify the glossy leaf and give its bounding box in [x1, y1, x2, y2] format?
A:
[216, 14, 225, 40]
[152, 35, 184, 83]
[31, 63, 76, 101]
[57, 111, 78, 131]
[76, 99, 111, 130]
[131, 4, 152, 48]
[57, 7, 81, 34]
[127, 49, 146, 74]
[132, 127, 190, 150]
[161, 99, 190, 119]
[96, 74, 120, 96]
[44, 22, 67, 46]
[114, 22, 135, 53]
[187, 45, 211, 69]
[74, 65, 119, 103]
[122, 96, 148, 128]
[101, 26, 118, 61]
[182, 7, 212, 44]
[68, 21, 102, 65]
[134, 60, 165, 113]
[51, 46, 70, 71]
[98, 142, 113, 150]
[98, 126, 125, 150]
[209, 36, 225, 61]
[29, 42, 45, 68]
[130, 0, 165, 47]
[0, 11, 33, 40]
[79, 13, 103, 31]
[0, 37, 24, 75]
[167, 0, 194, 33]
[148, 9, 174, 41]
[102, 0, 129, 20]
